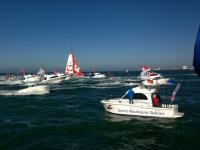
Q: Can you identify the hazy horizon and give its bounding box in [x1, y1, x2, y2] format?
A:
[0, 64, 194, 74]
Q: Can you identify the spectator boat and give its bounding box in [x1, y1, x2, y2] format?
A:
[139, 66, 171, 86]
[88, 72, 106, 79]
[101, 84, 184, 118]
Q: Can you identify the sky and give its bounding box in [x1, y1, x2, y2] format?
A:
[0, 0, 199, 73]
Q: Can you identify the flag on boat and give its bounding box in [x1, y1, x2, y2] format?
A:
[141, 66, 150, 72]
[171, 83, 181, 101]
[20, 68, 25, 76]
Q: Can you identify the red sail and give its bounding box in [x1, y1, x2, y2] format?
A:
[72, 53, 84, 76]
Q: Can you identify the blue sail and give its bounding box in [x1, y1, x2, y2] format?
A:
[193, 26, 200, 76]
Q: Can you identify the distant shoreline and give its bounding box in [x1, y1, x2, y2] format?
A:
[0, 68, 194, 74]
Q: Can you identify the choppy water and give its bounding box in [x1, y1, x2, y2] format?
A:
[0, 70, 199, 150]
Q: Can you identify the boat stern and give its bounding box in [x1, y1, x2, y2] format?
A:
[173, 112, 184, 118]
[171, 105, 184, 118]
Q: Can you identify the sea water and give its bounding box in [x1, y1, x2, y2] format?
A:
[0, 70, 199, 150]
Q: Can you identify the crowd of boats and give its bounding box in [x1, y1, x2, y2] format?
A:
[0, 52, 108, 95]
[0, 55, 184, 118]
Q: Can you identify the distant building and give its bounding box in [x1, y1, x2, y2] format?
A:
[182, 65, 187, 70]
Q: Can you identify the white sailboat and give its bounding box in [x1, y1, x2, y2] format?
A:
[65, 52, 84, 77]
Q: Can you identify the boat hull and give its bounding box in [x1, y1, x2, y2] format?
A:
[142, 78, 171, 86]
[101, 100, 184, 118]
[41, 76, 66, 84]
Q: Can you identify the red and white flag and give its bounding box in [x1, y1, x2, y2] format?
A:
[171, 83, 181, 101]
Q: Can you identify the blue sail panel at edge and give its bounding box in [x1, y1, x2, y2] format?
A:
[193, 26, 200, 76]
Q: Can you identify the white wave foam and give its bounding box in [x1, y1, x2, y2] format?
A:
[0, 90, 19, 95]
[0, 80, 23, 85]
[122, 82, 139, 86]
[0, 86, 49, 96]
[96, 81, 122, 86]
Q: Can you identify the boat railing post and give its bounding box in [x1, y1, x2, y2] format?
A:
[162, 87, 165, 108]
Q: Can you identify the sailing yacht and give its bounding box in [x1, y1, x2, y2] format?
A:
[65, 52, 84, 77]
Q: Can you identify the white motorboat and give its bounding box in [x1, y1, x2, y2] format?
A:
[140, 66, 162, 80]
[23, 74, 44, 83]
[101, 85, 184, 118]
[21, 68, 45, 84]
[89, 72, 106, 79]
[0, 75, 23, 85]
[41, 74, 66, 84]
[139, 66, 172, 86]
[54, 72, 70, 80]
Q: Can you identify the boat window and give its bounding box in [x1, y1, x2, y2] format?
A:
[50, 76, 58, 79]
[123, 93, 148, 100]
[133, 93, 148, 100]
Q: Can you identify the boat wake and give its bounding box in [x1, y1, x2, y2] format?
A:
[0, 85, 49, 96]
[0, 90, 19, 96]
[0, 80, 23, 85]
[0, 90, 49, 96]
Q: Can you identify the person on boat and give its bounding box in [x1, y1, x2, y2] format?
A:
[127, 89, 134, 104]
[153, 94, 160, 107]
